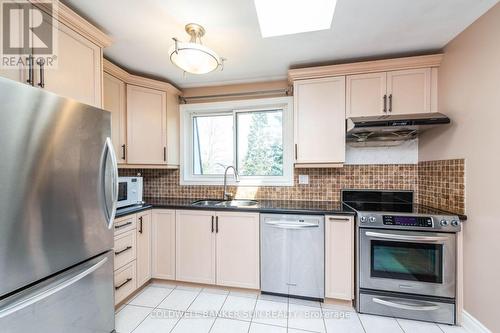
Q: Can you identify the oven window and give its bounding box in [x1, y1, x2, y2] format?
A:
[371, 241, 443, 283]
[118, 182, 127, 201]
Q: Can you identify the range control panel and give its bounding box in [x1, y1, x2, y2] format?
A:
[383, 215, 433, 227]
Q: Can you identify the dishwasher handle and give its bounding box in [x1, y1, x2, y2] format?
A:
[265, 220, 319, 229]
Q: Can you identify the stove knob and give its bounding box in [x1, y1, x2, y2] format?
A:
[369, 216, 376, 223]
[451, 220, 459, 227]
[440, 219, 449, 227]
[360, 216, 367, 223]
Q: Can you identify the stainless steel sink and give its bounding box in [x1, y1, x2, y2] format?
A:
[190, 199, 259, 208]
[216, 200, 259, 207]
[191, 200, 223, 207]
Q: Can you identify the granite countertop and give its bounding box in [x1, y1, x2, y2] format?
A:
[115, 197, 355, 218]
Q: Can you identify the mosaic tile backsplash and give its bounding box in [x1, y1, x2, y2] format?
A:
[418, 159, 465, 215]
[119, 159, 465, 214]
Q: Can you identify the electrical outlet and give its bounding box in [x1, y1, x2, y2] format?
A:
[298, 175, 309, 185]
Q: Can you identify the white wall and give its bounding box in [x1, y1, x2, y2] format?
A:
[419, 3, 500, 331]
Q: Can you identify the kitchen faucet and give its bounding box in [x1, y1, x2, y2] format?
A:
[222, 165, 240, 200]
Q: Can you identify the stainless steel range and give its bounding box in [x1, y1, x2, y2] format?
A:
[343, 190, 461, 325]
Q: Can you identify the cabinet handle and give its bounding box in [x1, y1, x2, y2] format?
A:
[294, 144, 298, 160]
[216, 216, 219, 233]
[388, 94, 392, 112]
[211, 216, 214, 233]
[383, 94, 387, 113]
[114, 246, 132, 256]
[114, 221, 132, 229]
[138, 216, 143, 234]
[26, 55, 34, 86]
[115, 278, 132, 290]
[36, 58, 45, 88]
[121, 144, 126, 160]
[163, 147, 167, 162]
[328, 217, 351, 222]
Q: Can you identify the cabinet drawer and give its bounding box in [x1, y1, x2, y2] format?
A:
[114, 230, 136, 270]
[114, 214, 137, 236]
[114, 260, 137, 305]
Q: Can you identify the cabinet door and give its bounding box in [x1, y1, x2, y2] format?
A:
[127, 85, 167, 164]
[36, 19, 102, 107]
[165, 91, 180, 166]
[103, 72, 127, 164]
[386, 68, 431, 114]
[136, 211, 152, 287]
[215, 212, 260, 289]
[152, 209, 176, 280]
[175, 210, 215, 284]
[325, 215, 354, 300]
[294, 77, 346, 165]
[346, 72, 387, 117]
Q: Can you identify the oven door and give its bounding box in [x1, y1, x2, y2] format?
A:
[359, 228, 455, 298]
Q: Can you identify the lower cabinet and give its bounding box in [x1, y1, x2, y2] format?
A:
[136, 210, 152, 287]
[325, 215, 355, 300]
[175, 210, 216, 284]
[175, 210, 260, 289]
[152, 209, 176, 280]
[216, 212, 260, 289]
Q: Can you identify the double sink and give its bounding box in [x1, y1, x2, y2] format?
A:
[191, 199, 259, 208]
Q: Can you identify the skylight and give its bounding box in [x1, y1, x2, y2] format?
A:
[254, 0, 337, 38]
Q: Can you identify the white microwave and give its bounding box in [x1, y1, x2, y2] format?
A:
[117, 177, 143, 208]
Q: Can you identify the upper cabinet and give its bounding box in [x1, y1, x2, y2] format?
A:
[294, 76, 346, 167]
[346, 72, 387, 117]
[103, 73, 127, 164]
[0, 2, 111, 108]
[127, 85, 167, 165]
[103, 60, 181, 167]
[347, 68, 434, 117]
[290, 54, 442, 119]
[386, 68, 432, 115]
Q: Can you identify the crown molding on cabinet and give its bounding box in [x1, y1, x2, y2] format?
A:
[104, 59, 182, 96]
[30, 0, 112, 48]
[288, 54, 444, 81]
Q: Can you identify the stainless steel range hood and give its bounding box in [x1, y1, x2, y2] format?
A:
[346, 112, 450, 146]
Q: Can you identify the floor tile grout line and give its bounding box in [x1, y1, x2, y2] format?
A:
[129, 284, 177, 333]
[165, 286, 203, 333]
[395, 317, 406, 333]
[207, 291, 230, 333]
[357, 313, 369, 333]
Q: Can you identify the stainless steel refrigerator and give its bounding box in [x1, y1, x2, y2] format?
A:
[0, 77, 118, 332]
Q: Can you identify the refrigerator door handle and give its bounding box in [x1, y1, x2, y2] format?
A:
[0, 257, 108, 319]
[101, 137, 119, 229]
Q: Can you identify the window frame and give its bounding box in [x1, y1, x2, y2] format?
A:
[180, 97, 294, 186]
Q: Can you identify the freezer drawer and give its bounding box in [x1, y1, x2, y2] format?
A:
[0, 251, 115, 333]
[359, 291, 455, 325]
[261, 214, 325, 300]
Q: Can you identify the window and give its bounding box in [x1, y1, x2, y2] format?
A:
[181, 97, 293, 186]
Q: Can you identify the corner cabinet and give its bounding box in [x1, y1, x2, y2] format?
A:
[103, 73, 127, 164]
[126, 85, 167, 165]
[175, 210, 260, 289]
[325, 215, 354, 300]
[103, 60, 181, 167]
[294, 76, 346, 167]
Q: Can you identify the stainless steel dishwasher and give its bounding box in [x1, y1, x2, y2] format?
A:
[260, 213, 324, 300]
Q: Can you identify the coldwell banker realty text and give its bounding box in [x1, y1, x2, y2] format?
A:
[1, 0, 58, 77]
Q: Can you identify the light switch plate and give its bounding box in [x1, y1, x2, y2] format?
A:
[298, 175, 309, 185]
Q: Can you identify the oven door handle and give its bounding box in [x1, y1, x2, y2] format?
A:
[365, 231, 448, 243]
[372, 297, 440, 311]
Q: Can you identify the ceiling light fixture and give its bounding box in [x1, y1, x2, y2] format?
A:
[169, 23, 224, 75]
[254, 0, 337, 38]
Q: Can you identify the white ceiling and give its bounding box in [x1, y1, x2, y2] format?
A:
[64, 0, 498, 88]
